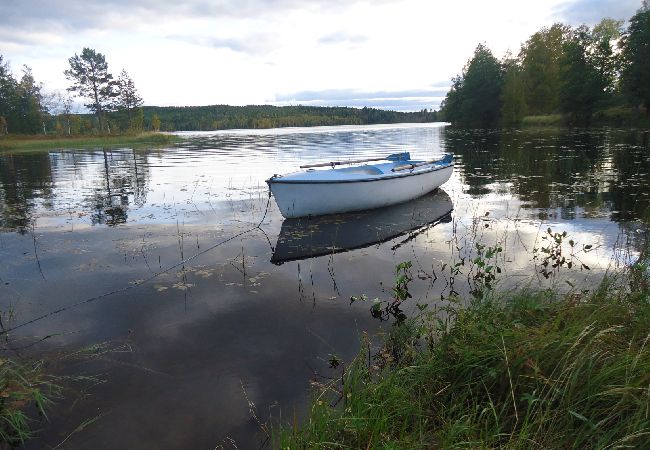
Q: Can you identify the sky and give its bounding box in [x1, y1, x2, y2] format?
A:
[0, 0, 643, 112]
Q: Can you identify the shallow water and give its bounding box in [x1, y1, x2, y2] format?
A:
[1, 123, 648, 448]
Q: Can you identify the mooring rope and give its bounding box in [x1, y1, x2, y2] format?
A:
[1, 192, 273, 335]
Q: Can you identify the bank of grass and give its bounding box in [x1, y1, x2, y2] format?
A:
[521, 114, 564, 127]
[519, 109, 650, 128]
[280, 272, 650, 448]
[0, 132, 181, 152]
[0, 358, 60, 446]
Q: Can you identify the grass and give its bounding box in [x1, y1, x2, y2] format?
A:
[521, 114, 564, 127]
[279, 270, 650, 448]
[0, 132, 181, 152]
[0, 357, 60, 446]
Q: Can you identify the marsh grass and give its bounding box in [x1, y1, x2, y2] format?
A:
[279, 272, 650, 449]
[0, 132, 180, 152]
[0, 357, 60, 446]
[521, 114, 564, 127]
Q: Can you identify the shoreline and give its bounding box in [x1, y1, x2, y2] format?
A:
[0, 132, 181, 152]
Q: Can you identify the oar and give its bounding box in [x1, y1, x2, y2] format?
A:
[392, 158, 445, 172]
[300, 156, 389, 169]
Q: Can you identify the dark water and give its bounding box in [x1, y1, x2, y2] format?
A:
[1, 123, 649, 449]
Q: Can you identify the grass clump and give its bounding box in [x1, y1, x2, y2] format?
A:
[0, 357, 60, 446]
[280, 275, 650, 449]
[0, 132, 180, 152]
[521, 114, 564, 127]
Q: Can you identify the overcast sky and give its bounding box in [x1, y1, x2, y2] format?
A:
[0, 0, 642, 111]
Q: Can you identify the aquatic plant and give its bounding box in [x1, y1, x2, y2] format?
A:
[0, 358, 60, 445]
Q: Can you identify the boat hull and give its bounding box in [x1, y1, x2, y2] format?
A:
[268, 165, 453, 218]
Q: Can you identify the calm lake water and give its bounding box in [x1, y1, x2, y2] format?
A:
[1, 123, 649, 448]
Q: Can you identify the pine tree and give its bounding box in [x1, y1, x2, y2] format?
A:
[64, 48, 117, 132]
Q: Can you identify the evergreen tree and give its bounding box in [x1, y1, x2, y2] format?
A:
[115, 69, 144, 131]
[620, 1, 650, 111]
[0, 55, 17, 132]
[16, 66, 46, 134]
[441, 44, 503, 127]
[64, 48, 117, 132]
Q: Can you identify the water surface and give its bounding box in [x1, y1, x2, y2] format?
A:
[1, 123, 648, 448]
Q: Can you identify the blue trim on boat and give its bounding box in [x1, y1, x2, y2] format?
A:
[266, 162, 453, 185]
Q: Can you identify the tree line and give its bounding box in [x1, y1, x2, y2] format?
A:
[141, 105, 436, 132]
[441, 1, 650, 127]
[1, 48, 144, 135]
[0, 46, 437, 136]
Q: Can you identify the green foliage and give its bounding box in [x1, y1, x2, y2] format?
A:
[533, 227, 593, 279]
[620, 2, 650, 110]
[142, 104, 437, 131]
[150, 113, 161, 132]
[443, 6, 650, 127]
[520, 24, 568, 116]
[500, 56, 527, 126]
[64, 48, 117, 132]
[280, 275, 650, 448]
[0, 358, 60, 445]
[115, 69, 144, 132]
[559, 26, 608, 124]
[0, 56, 47, 135]
[520, 114, 563, 126]
[591, 18, 624, 95]
[0, 132, 179, 152]
[441, 44, 504, 128]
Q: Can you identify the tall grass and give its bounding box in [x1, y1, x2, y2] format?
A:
[0, 132, 180, 152]
[279, 273, 650, 448]
[521, 114, 563, 127]
[0, 358, 60, 445]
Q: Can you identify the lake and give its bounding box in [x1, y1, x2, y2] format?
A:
[1, 123, 648, 448]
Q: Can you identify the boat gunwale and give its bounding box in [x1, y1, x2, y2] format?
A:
[266, 161, 453, 185]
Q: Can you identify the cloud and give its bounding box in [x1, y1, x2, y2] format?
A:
[0, 0, 360, 44]
[273, 87, 450, 111]
[554, 0, 641, 24]
[169, 33, 279, 56]
[276, 87, 449, 102]
[318, 31, 367, 46]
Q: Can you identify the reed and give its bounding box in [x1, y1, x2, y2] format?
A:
[0, 358, 60, 445]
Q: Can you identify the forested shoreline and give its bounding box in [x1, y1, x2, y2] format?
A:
[441, 2, 650, 127]
[0, 47, 436, 137]
[140, 104, 436, 131]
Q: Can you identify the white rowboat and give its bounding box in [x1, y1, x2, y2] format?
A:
[266, 152, 453, 218]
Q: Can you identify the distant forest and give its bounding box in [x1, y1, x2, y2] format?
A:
[141, 105, 437, 132]
[441, 1, 650, 127]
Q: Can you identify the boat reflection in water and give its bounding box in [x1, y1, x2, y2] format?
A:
[271, 189, 453, 264]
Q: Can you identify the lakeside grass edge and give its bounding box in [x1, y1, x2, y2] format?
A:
[278, 270, 650, 448]
[0, 132, 181, 152]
